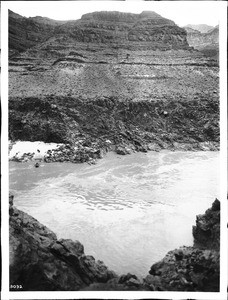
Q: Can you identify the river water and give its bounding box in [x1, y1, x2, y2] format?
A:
[9, 151, 219, 277]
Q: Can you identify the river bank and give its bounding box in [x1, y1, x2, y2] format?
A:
[10, 151, 219, 276]
[8, 7, 220, 293]
[9, 93, 219, 165]
[9, 137, 219, 165]
[10, 192, 220, 291]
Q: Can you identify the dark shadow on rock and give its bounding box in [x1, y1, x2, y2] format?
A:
[9, 193, 220, 291]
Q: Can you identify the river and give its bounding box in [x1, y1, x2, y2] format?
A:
[9, 150, 219, 277]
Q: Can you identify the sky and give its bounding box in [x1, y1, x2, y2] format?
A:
[4, 1, 224, 27]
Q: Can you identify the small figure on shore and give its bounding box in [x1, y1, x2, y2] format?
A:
[34, 162, 40, 168]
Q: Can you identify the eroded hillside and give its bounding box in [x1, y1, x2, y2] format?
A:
[9, 10, 219, 158]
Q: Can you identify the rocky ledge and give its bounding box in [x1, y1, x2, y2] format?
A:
[10, 194, 220, 291]
[9, 193, 116, 291]
[144, 200, 220, 292]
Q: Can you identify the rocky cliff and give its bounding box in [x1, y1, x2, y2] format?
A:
[143, 199, 220, 291]
[193, 198, 220, 250]
[9, 193, 116, 291]
[9, 10, 190, 53]
[10, 194, 220, 291]
[184, 25, 219, 59]
[9, 10, 219, 157]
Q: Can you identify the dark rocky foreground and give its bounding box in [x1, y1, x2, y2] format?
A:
[10, 194, 220, 291]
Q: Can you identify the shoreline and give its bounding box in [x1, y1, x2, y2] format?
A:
[9, 139, 219, 164]
[9, 193, 220, 291]
[9, 149, 219, 278]
[9, 93, 219, 165]
[7, 7, 221, 293]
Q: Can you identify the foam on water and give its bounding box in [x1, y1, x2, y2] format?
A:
[9, 150, 219, 277]
[9, 141, 62, 159]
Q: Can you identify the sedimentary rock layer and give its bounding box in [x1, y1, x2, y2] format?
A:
[9, 10, 219, 157]
[9, 10, 190, 55]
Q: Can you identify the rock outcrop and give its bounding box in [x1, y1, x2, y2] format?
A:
[184, 25, 219, 59]
[143, 199, 220, 291]
[193, 198, 220, 250]
[8, 10, 219, 158]
[9, 94, 219, 161]
[144, 247, 219, 291]
[9, 194, 116, 291]
[10, 194, 220, 291]
[9, 10, 190, 54]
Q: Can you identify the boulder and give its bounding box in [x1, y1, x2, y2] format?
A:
[144, 199, 220, 292]
[145, 246, 219, 291]
[9, 195, 116, 291]
[193, 198, 220, 250]
[115, 145, 132, 155]
[9, 193, 220, 292]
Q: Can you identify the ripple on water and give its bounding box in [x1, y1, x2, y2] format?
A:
[9, 150, 219, 276]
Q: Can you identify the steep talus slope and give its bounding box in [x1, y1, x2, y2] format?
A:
[9, 95, 219, 156]
[10, 193, 220, 291]
[9, 10, 219, 156]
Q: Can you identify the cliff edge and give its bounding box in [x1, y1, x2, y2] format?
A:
[9, 194, 220, 291]
[9, 193, 116, 291]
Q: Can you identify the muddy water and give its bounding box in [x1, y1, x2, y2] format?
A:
[9, 151, 219, 277]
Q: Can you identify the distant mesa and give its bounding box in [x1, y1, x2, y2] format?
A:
[184, 24, 214, 34]
[9, 9, 190, 55]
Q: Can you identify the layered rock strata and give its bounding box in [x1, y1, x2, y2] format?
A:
[9, 10, 190, 54]
[9, 10, 219, 158]
[10, 194, 220, 291]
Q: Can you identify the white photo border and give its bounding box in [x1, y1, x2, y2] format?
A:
[1, 1, 227, 299]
